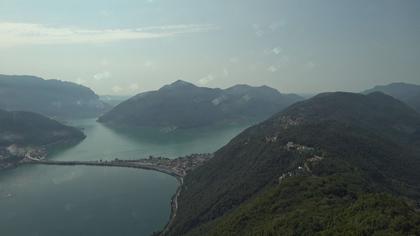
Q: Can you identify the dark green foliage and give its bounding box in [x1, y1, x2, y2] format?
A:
[172, 142, 304, 234]
[98, 80, 303, 128]
[0, 74, 110, 118]
[0, 109, 85, 147]
[329, 194, 420, 235]
[193, 176, 420, 236]
[167, 92, 420, 235]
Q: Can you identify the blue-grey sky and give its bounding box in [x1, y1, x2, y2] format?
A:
[0, 0, 419, 95]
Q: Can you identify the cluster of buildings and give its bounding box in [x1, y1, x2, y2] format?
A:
[0, 144, 47, 170]
[278, 165, 306, 184]
[7, 144, 46, 160]
[265, 135, 278, 143]
[285, 142, 315, 153]
[145, 153, 213, 177]
[279, 115, 302, 129]
[277, 143, 325, 184]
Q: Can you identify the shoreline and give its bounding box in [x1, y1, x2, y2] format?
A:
[19, 159, 183, 235]
[17, 155, 213, 236]
[160, 176, 183, 236]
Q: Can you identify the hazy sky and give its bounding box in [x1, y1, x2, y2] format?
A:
[0, 0, 419, 95]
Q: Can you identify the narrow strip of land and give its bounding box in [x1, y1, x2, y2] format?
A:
[21, 159, 182, 178]
[21, 153, 211, 178]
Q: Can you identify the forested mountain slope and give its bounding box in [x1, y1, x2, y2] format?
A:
[98, 80, 303, 128]
[167, 92, 420, 235]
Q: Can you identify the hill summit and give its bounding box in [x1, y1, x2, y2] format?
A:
[98, 81, 303, 128]
[363, 82, 420, 113]
[0, 74, 110, 118]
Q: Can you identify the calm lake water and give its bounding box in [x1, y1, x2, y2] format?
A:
[0, 119, 249, 236]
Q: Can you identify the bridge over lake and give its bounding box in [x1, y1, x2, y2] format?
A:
[21, 159, 184, 178]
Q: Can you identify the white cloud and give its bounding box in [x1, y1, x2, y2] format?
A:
[222, 68, 229, 77]
[143, 61, 154, 68]
[93, 71, 111, 81]
[75, 77, 86, 85]
[112, 86, 123, 93]
[305, 61, 317, 70]
[0, 22, 218, 47]
[251, 24, 260, 30]
[268, 65, 278, 72]
[198, 74, 214, 85]
[129, 83, 139, 91]
[255, 30, 264, 37]
[272, 47, 283, 55]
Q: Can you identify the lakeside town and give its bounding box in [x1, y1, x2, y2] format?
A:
[0, 145, 47, 170]
[117, 154, 213, 177]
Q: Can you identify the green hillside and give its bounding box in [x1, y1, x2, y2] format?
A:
[197, 178, 420, 236]
[166, 92, 420, 235]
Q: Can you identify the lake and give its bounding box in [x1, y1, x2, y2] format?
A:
[0, 119, 249, 236]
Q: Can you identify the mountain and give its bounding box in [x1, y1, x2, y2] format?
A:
[98, 80, 303, 128]
[0, 74, 110, 118]
[363, 82, 420, 113]
[0, 109, 86, 170]
[0, 109, 85, 147]
[99, 95, 131, 107]
[166, 92, 420, 235]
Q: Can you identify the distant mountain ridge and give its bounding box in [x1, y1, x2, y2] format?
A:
[99, 95, 131, 107]
[363, 82, 420, 113]
[98, 80, 303, 128]
[0, 74, 110, 118]
[167, 91, 420, 235]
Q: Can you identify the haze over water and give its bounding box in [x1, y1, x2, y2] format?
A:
[0, 119, 249, 236]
